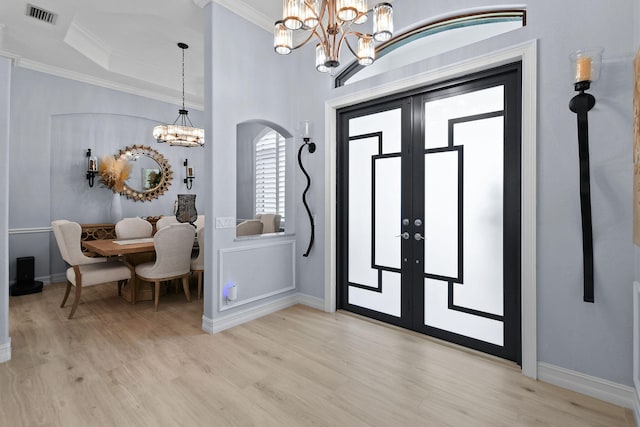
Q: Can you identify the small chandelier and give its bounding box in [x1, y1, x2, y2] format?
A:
[274, 0, 393, 73]
[153, 42, 204, 147]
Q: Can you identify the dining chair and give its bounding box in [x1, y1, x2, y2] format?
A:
[236, 219, 263, 236]
[135, 223, 195, 311]
[190, 226, 205, 299]
[51, 220, 132, 319]
[256, 213, 281, 233]
[115, 217, 153, 239]
[155, 215, 179, 231]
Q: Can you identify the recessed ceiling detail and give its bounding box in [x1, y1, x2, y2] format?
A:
[26, 4, 57, 25]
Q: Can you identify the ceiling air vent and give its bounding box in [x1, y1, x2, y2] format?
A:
[26, 4, 57, 24]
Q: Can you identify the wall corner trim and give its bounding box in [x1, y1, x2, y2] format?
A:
[538, 362, 636, 410]
[0, 339, 11, 363]
[202, 292, 323, 334]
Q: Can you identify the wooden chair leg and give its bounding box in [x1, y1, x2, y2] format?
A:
[60, 281, 72, 308]
[68, 285, 82, 319]
[197, 271, 203, 300]
[182, 275, 191, 302]
[131, 277, 137, 305]
[154, 281, 160, 312]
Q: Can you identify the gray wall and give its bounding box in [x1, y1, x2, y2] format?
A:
[8, 68, 205, 283]
[0, 56, 11, 354]
[203, 3, 325, 319]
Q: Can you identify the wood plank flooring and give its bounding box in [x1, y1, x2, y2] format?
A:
[0, 282, 635, 426]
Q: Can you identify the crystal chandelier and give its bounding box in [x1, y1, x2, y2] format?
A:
[274, 0, 394, 72]
[153, 42, 204, 147]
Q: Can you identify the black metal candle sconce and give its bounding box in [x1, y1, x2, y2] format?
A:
[184, 159, 195, 190]
[86, 148, 98, 187]
[298, 120, 316, 257]
[568, 47, 603, 303]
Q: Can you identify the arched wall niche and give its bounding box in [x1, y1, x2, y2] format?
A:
[236, 119, 294, 237]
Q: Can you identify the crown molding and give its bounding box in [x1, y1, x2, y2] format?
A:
[64, 19, 112, 70]
[193, 0, 273, 32]
[191, 0, 212, 7]
[6, 54, 204, 111]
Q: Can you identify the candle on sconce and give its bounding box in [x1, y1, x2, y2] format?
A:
[301, 120, 312, 140]
[575, 56, 592, 82]
[187, 166, 194, 177]
[89, 158, 97, 171]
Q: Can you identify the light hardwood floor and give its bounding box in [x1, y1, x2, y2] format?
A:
[0, 282, 635, 426]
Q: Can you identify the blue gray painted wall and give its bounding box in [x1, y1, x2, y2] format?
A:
[0, 56, 11, 358]
[8, 68, 205, 283]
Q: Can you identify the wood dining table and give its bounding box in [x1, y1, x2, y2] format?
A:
[82, 237, 155, 257]
[82, 237, 156, 303]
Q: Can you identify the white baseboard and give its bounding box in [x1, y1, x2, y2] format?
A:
[0, 339, 11, 363]
[202, 294, 300, 334]
[296, 293, 325, 311]
[201, 292, 326, 334]
[634, 389, 640, 427]
[538, 362, 636, 410]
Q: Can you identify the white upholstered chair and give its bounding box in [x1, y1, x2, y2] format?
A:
[115, 217, 153, 239]
[236, 219, 263, 236]
[190, 226, 205, 299]
[256, 213, 281, 233]
[51, 220, 132, 319]
[156, 215, 179, 231]
[135, 223, 195, 311]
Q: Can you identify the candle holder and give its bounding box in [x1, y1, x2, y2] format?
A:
[183, 159, 195, 190]
[86, 148, 98, 187]
[298, 120, 316, 257]
[568, 47, 602, 303]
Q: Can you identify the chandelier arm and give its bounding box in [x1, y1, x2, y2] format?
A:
[333, 25, 354, 59]
[290, 30, 322, 51]
[303, 0, 321, 21]
[343, 36, 359, 58]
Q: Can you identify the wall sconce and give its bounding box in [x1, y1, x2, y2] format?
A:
[184, 159, 195, 190]
[86, 148, 98, 187]
[298, 120, 316, 257]
[569, 47, 603, 303]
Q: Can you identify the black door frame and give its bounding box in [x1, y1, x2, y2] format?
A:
[337, 62, 522, 363]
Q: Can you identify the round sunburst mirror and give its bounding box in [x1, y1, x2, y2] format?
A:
[117, 145, 173, 202]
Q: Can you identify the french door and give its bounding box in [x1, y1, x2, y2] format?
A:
[337, 63, 522, 362]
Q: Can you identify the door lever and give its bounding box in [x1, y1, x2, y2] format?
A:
[414, 233, 425, 241]
[395, 232, 410, 240]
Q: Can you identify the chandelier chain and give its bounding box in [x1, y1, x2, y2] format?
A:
[181, 45, 185, 111]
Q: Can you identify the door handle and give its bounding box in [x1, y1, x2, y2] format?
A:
[395, 232, 410, 240]
[414, 233, 425, 241]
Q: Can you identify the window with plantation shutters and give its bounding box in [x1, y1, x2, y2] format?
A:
[255, 130, 285, 225]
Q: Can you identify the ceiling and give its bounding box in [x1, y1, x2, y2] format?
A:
[0, 0, 281, 108]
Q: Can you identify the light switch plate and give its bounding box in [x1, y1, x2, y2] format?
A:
[215, 217, 236, 229]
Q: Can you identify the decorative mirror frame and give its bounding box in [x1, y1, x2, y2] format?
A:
[117, 145, 173, 202]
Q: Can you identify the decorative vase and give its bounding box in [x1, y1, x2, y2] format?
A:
[175, 194, 197, 225]
[110, 192, 123, 224]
